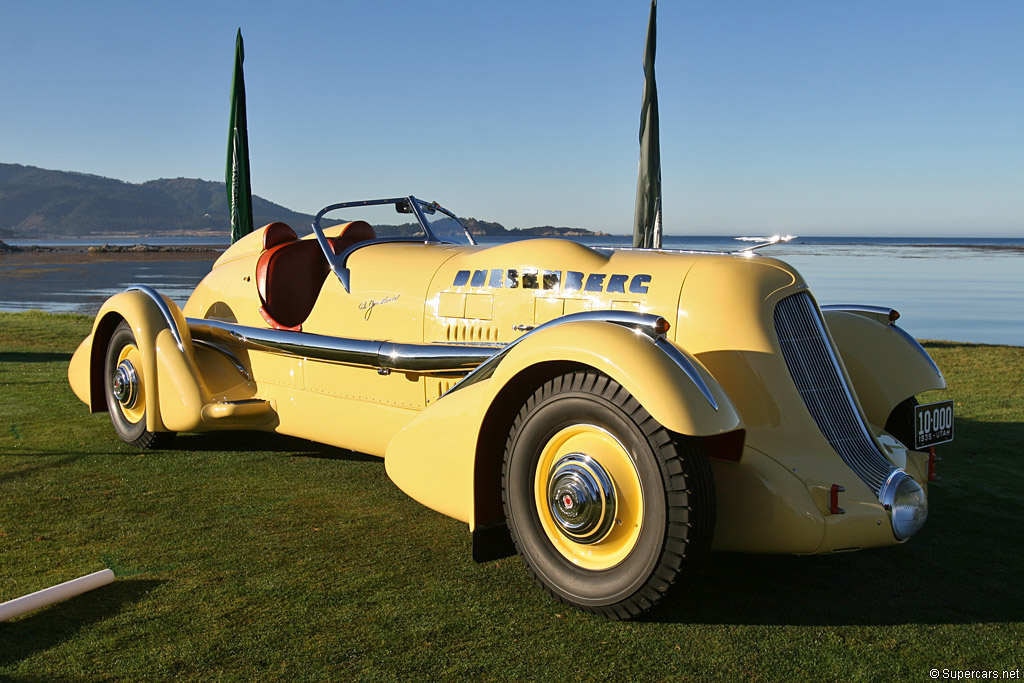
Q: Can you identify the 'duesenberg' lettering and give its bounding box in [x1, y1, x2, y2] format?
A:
[452, 269, 651, 295]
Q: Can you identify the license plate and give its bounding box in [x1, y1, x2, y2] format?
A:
[914, 400, 954, 449]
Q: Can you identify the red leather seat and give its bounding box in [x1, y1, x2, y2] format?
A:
[256, 238, 327, 332]
[329, 220, 376, 255]
[255, 221, 376, 331]
[262, 221, 297, 249]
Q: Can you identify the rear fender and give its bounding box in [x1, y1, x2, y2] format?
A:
[823, 308, 946, 428]
[385, 320, 743, 529]
[73, 287, 207, 433]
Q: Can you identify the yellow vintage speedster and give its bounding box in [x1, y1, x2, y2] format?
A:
[68, 196, 948, 619]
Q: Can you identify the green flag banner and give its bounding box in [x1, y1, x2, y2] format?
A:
[632, 0, 662, 249]
[227, 28, 254, 244]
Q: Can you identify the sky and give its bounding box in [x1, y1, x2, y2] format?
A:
[1, 0, 1021, 237]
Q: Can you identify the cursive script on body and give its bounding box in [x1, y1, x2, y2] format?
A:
[359, 294, 400, 320]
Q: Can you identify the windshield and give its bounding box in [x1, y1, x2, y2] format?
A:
[312, 196, 475, 293]
[417, 201, 475, 244]
[314, 197, 475, 246]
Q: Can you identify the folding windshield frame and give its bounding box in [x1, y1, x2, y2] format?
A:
[311, 195, 476, 292]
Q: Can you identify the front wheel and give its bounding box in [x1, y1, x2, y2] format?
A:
[502, 370, 715, 619]
[103, 321, 170, 449]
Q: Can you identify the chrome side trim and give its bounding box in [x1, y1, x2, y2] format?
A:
[447, 310, 719, 410]
[186, 318, 501, 374]
[192, 339, 252, 381]
[448, 311, 661, 394]
[526, 310, 667, 340]
[185, 310, 718, 410]
[126, 285, 183, 351]
[379, 339, 499, 372]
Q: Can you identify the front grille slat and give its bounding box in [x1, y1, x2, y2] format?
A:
[773, 293, 894, 495]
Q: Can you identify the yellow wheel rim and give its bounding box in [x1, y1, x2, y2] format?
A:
[534, 424, 643, 570]
[114, 344, 146, 424]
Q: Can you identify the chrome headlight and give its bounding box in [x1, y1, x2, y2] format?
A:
[880, 471, 928, 541]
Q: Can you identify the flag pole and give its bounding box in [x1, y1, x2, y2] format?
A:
[632, 0, 662, 249]
[227, 28, 254, 244]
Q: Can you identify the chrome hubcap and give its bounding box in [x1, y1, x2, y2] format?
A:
[546, 453, 617, 545]
[112, 360, 139, 408]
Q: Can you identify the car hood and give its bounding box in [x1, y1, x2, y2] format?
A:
[421, 239, 808, 347]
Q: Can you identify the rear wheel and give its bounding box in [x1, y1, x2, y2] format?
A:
[502, 370, 715, 619]
[103, 321, 169, 449]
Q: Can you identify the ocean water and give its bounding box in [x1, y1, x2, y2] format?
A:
[0, 259, 211, 317]
[1, 236, 1021, 346]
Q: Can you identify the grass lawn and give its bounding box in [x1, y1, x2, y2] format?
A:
[1, 311, 1022, 681]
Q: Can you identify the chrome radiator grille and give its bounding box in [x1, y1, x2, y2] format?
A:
[773, 293, 894, 494]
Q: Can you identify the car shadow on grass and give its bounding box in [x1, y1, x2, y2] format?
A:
[166, 431, 380, 462]
[650, 542, 1023, 626]
[0, 579, 164, 667]
[651, 418, 1024, 626]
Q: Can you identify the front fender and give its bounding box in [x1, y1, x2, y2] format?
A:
[69, 288, 207, 433]
[385, 320, 743, 528]
[823, 309, 946, 429]
[486, 320, 741, 436]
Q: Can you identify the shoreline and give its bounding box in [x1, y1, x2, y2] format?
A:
[0, 242, 221, 264]
[2, 242, 1020, 347]
[3, 239, 1023, 267]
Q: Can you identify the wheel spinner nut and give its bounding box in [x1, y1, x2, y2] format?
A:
[113, 360, 139, 408]
[546, 454, 617, 545]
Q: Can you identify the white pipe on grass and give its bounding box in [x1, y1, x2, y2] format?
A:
[0, 569, 115, 622]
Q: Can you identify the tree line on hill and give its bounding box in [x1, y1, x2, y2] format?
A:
[0, 163, 606, 239]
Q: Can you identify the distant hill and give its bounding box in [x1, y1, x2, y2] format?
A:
[0, 163, 316, 237]
[459, 218, 607, 238]
[0, 163, 608, 239]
